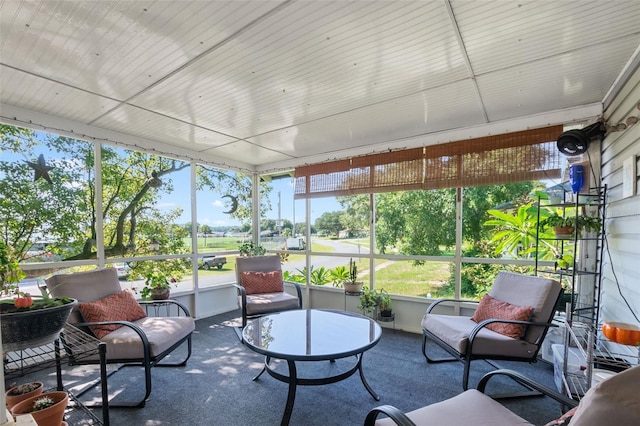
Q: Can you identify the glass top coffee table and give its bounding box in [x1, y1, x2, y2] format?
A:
[242, 309, 382, 425]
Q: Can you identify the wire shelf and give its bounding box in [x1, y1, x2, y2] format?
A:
[3, 323, 106, 425]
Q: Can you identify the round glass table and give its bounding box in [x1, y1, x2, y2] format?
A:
[242, 309, 382, 425]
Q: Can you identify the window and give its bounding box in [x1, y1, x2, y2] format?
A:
[1, 128, 93, 264]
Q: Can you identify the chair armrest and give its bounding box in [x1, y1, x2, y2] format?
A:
[364, 405, 417, 426]
[232, 283, 248, 307]
[139, 299, 192, 317]
[426, 298, 479, 314]
[469, 319, 557, 342]
[477, 369, 578, 408]
[284, 280, 303, 307]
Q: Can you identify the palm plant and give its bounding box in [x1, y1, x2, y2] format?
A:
[484, 202, 558, 263]
[329, 265, 349, 287]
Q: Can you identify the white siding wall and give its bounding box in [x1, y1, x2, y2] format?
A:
[600, 65, 640, 325]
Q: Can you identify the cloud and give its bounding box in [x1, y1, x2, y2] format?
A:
[213, 200, 223, 207]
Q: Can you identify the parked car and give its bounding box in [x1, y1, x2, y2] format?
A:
[198, 255, 227, 270]
[113, 263, 131, 280]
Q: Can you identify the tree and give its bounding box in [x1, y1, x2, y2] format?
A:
[199, 224, 213, 235]
[1, 126, 88, 257]
[314, 211, 343, 237]
[337, 194, 369, 234]
[374, 189, 457, 256]
[1, 124, 266, 261]
[463, 182, 543, 246]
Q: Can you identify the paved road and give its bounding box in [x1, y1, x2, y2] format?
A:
[16, 238, 371, 292]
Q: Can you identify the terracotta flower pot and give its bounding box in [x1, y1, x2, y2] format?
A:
[11, 391, 68, 426]
[553, 226, 574, 239]
[5, 382, 44, 410]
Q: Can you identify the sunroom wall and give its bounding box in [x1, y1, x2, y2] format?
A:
[600, 65, 640, 329]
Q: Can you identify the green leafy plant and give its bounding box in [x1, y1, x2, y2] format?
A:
[377, 289, 392, 313]
[238, 241, 266, 257]
[138, 268, 175, 300]
[540, 212, 602, 237]
[0, 279, 73, 313]
[282, 270, 306, 284]
[328, 265, 349, 287]
[1, 241, 25, 296]
[359, 286, 381, 314]
[556, 254, 574, 270]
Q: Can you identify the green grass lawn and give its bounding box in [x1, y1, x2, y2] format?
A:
[361, 260, 450, 297]
[187, 237, 451, 297]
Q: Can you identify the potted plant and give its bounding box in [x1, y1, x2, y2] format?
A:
[377, 289, 393, 318]
[5, 381, 44, 411]
[238, 241, 266, 257]
[11, 391, 68, 426]
[343, 258, 363, 294]
[139, 268, 176, 300]
[1, 243, 77, 352]
[358, 286, 380, 316]
[540, 212, 602, 238]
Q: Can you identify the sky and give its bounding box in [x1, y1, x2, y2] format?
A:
[159, 173, 342, 228]
[6, 129, 341, 229]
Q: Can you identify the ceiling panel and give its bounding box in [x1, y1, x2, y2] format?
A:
[1, 1, 639, 172]
[454, 0, 640, 74]
[0, 0, 283, 100]
[91, 104, 239, 151]
[130, 0, 466, 138]
[204, 139, 294, 167]
[0, 66, 121, 122]
[249, 79, 486, 159]
[479, 36, 640, 121]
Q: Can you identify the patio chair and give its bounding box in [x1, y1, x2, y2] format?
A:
[421, 271, 562, 391]
[234, 255, 303, 329]
[45, 267, 195, 408]
[364, 366, 640, 425]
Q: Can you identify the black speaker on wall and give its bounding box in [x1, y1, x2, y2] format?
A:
[556, 121, 606, 156]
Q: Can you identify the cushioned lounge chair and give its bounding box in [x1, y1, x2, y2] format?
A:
[46, 267, 195, 407]
[233, 255, 303, 329]
[364, 366, 640, 425]
[422, 271, 562, 390]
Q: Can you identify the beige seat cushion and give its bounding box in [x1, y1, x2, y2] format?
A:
[243, 292, 300, 316]
[375, 389, 533, 426]
[81, 316, 195, 361]
[421, 314, 538, 357]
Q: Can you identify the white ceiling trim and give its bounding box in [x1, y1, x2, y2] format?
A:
[0, 103, 254, 173]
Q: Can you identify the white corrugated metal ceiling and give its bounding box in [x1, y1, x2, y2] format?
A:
[1, 0, 639, 173]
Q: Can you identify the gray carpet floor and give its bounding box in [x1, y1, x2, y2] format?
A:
[11, 310, 568, 425]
